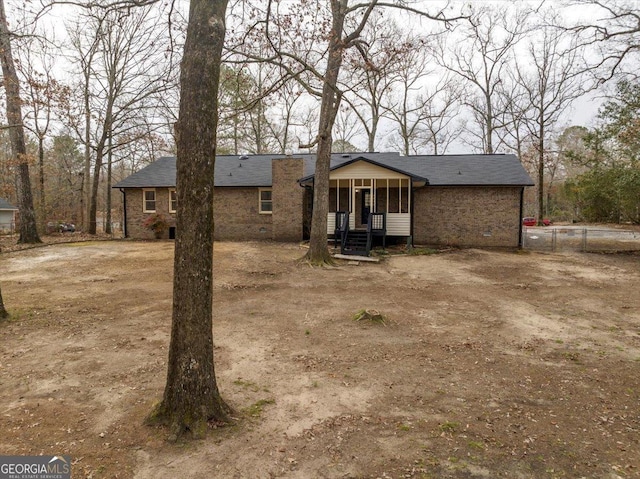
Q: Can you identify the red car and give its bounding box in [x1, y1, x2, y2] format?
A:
[523, 217, 550, 226]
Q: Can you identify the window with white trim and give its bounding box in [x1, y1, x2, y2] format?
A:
[169, 189, 177, 213]
[259, 189, 272, 214]
[143, 189, 156, 213]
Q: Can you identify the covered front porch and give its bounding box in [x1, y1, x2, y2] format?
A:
[327, 178, 412, 236]
[326, 162, 416, 237]
[298, 157, 428, 255]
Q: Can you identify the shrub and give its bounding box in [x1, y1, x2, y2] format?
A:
[143, 213, 169, 238]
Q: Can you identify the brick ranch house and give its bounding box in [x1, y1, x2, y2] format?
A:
[113, 152, 534, 249]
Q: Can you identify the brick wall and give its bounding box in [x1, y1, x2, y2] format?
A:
[413, 186, 522, 248]
[124, 188, 176, 239]
[271, 158, 304, 241]
[123, 157, 306, 242]
[214, 188, 273, 240]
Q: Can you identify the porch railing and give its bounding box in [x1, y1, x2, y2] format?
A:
[334, 212, 387, 256]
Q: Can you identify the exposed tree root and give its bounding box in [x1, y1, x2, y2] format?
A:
[145, 397, 233, 442]
[300, 248, 336, 267]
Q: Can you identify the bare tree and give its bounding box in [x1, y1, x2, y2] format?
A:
[64, 6, 174, 234]
[496, 74, 531, 160]
[0, 0, 41, 243]
[233, 0, 465, 264]
[18, 30, 69, 225]
[267, 79, 304, 154]
[47, 133, 84, 223]
[145, 0, 231, 439]
[333, 105, 362, 151]
[566, 0, 640, 80]
[384, 38, 434, 155]
[66, 13, 101, 231]
[420, 77, 463, 155]
[293, 104, 320, 154]
[341, 16, 403, 152]
[433, 5, 530, 153]
[515, 24, 589, 225]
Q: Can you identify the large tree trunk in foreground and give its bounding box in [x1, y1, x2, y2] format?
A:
[146, 0, 230, 439]
[0, 284, 8, 320]
[306, 1, 347, 265]
[0, 0, 41, 244]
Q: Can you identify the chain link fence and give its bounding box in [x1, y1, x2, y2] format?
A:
[522, 226, 640, 252]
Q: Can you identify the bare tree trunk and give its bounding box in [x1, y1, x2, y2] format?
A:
[88, 108, 113, 234]
[538, 131, 545, 226]
[0, 0, 41, 244]
[105, 131, 112, 235]
[306, 1, 347, 264]
[38, 137, 45, 222]
[0, 284, 8, 320]
[83, 74, 92, 232]
[368, 113, 378, 152]
[146, 0, 230, 440]
[88, 147, 104, 235]
[486, 92, 494, 154]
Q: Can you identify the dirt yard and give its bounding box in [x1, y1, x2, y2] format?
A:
[1, 239, 639, 478]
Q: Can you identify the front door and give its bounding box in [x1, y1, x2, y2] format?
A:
[355, 188, 371, 228]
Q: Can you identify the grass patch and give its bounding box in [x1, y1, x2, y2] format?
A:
[233, 378, 260, 392]
[409, 247, 439, 256]
[439, 421, 460, 434]
[352, 308, 387, 324]
[245, 398, 275, 417]
[561, 351, 580, 361]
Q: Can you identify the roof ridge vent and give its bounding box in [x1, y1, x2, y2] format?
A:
[341, 154, 350, 158]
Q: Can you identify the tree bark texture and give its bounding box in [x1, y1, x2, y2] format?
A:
[88, 103, 113, 235]
[306, 0, 347, 264]
[538, 128, 545, 226]
[0, 284, 8, 320]
[38, 137, 45, 222]
[105, 133, 113, 235]
[82, 75, 91, 231]
[0, 0, 41, 244]
[149, 0, 230, 439]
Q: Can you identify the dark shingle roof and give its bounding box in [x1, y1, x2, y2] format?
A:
[114, 156, 177, 188]
[384, 154, 534, 186]
[114, 152, 534, 189]
[0, 198, 18, 210]
[300, 153, 534, 186]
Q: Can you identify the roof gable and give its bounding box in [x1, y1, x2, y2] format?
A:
[329, 159, 412, 180]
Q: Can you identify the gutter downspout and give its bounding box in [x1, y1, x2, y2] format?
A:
[518, 187, 524, 248]
[119, 188, 127, 238]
